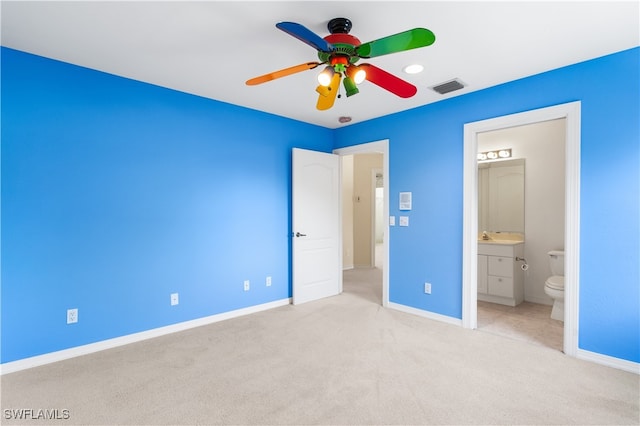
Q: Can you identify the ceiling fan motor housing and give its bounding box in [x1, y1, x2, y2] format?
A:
[327, 17, 352, 34]
[317, 18, 361, 64]
[319, 34, 361, 64]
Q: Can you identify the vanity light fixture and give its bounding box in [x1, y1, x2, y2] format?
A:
[477, 148, 512, 162]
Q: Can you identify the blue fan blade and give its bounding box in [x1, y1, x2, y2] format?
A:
[276, 22, 334, 53]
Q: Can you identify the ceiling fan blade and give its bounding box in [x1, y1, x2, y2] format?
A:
[276, 22, 335, 53]
[316, 73, 341, 110]
[359, 63, 417, 98]
[246, 62, 322, 86]
[356, 28, 435, 58]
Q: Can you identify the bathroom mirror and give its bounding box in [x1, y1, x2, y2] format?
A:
[478, 158, 525, 233]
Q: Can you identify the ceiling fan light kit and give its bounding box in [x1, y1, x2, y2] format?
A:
[246, 17, 436, 111]
[317, 66, 335, 86]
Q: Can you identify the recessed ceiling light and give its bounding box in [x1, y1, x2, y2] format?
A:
[403, 64, 424, 74]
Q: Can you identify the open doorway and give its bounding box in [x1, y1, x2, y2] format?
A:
[475, 119, 566, 352]
[462, 102, 581, 357]
[334, 140, 389, 307]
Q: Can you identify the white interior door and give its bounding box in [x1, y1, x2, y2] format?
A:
[292, 148, 341, 305]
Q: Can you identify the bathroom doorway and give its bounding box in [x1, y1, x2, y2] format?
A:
[476, 119, 566, 351]
[462, 102, 581, 357]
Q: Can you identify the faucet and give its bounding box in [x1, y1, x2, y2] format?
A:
[482, 231, 490, 240]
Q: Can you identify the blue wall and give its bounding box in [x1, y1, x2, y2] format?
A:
[334, 47, 640, 363]
[2, 47, 638, 365]
[1, 48, 333, 363]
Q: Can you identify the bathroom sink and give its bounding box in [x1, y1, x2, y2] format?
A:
[478, 239, 523, 245]
[478, 232, 524, 245]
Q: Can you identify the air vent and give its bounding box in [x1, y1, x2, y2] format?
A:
[431, 79, 466, 95]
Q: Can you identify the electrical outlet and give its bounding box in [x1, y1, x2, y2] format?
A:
[67, 308, 78, 324]
[170, 293, 179, 306]
[266, 276, 272, 287]
[244, 280, 250, 291]
[424, 283, 432, 294]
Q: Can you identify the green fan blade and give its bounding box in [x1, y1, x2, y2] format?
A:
[356, 28, 435, 58]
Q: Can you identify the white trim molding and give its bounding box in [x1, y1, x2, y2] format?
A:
[462, 102, 581, 358]
[1, 298, 291, 375]
[577, 349, 640, 374]
[334, 140, 390, 307]
[389, 302, 463, 327]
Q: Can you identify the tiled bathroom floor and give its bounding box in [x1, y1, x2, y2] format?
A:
[477, 301, 564, 352]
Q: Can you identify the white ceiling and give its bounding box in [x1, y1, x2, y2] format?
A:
[2, 1, 638, 129]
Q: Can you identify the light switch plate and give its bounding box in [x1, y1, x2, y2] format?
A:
[389, 216, 396, 226]
[399, 216, 409, 227]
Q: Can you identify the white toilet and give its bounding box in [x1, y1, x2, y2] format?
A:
[544, 250, 565, 321]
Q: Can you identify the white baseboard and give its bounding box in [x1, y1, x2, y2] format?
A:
[342, 264, 354, 271]
[576, 348, 640, 374]
[387, 304, 638, 374]
[1, 298, 291, 375]
[6, 298, 635, 376]
[388, 302, 463, 327]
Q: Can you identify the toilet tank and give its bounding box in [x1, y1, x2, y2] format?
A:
[548, 250, 565, 276]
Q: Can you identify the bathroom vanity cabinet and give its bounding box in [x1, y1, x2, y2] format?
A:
[478, 242, 524, 306]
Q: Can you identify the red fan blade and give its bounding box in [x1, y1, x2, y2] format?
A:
[246, 62, 322, 86]
[359, 63, 417, 98]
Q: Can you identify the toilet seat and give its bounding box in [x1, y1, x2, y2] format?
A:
[545, 275, 564, 291]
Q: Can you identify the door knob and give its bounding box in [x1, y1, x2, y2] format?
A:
[295, 232, 307, 237]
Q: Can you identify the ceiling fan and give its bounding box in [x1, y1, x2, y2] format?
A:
[246, 18, 436, 110]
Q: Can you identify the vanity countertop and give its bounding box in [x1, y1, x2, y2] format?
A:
[478, 232, 524, 245]
[478, 239, 524, 245]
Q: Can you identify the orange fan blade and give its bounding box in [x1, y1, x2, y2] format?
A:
[316, 73, 341, 110]
[246, 62, 322, 85]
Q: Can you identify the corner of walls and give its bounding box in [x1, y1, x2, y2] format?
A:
[333, 48, 640, 364]
[1, 47, 333, 365]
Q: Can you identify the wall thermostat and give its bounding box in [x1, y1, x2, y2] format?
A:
[399, 192, 412, 210]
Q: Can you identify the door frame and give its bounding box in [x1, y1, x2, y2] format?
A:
[371, 167, 383, 268]
[334, 140, 390, 307]
[461, 102, 581, 357]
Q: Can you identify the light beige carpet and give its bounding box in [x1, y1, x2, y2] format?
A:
[1, 267, 638, 425]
